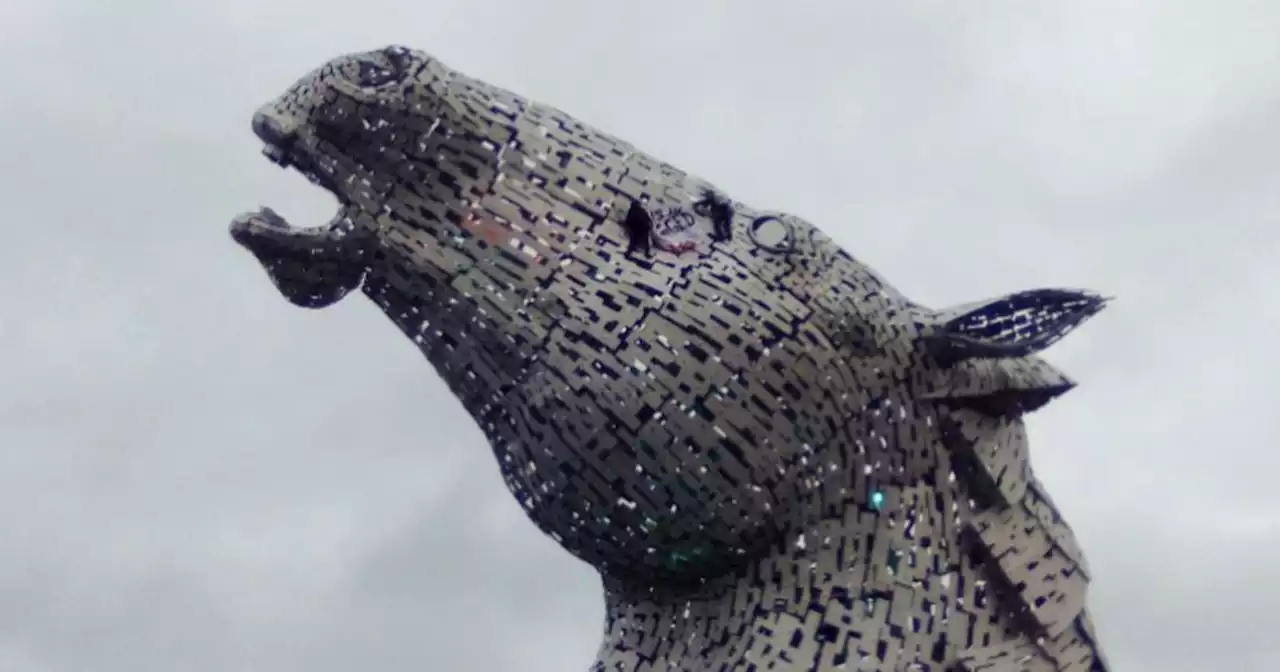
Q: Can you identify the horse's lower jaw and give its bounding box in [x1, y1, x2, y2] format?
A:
[230, 205, 369, 309]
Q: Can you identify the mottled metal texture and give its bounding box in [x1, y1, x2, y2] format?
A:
[230, 46, 1110, 671]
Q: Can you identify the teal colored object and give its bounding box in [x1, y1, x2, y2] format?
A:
[870, 490, 885, 510]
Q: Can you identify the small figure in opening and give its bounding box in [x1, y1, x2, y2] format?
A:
[693, 188, 735, 242]
[622, 195, 654, 257]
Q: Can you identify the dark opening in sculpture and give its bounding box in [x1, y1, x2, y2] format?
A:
[229, 46, 1110, 671]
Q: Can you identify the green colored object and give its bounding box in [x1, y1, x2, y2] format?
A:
[870, 490, 885, 510]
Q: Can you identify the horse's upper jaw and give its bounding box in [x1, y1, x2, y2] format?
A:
[228, 108, 376, 310]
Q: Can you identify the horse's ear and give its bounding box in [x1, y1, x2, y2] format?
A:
[925, 288, 1109, 364]
[920, 356, 1076, 416]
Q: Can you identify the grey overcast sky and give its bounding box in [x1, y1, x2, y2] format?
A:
[1, 1, 1277, 670]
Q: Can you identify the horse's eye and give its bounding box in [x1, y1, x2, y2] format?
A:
[355, 61, 399, 88]
[355, 47, 412, 88]
[383, 45, 414, 70]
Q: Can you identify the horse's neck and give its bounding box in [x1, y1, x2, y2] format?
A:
[592, 484, 1042, 671]
[592, 410, 1111, 671]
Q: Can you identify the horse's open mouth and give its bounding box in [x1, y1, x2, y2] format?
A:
[230, 111, 357, 249]
[228, 110, 373, 309]
[253, 111, 346, 199]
